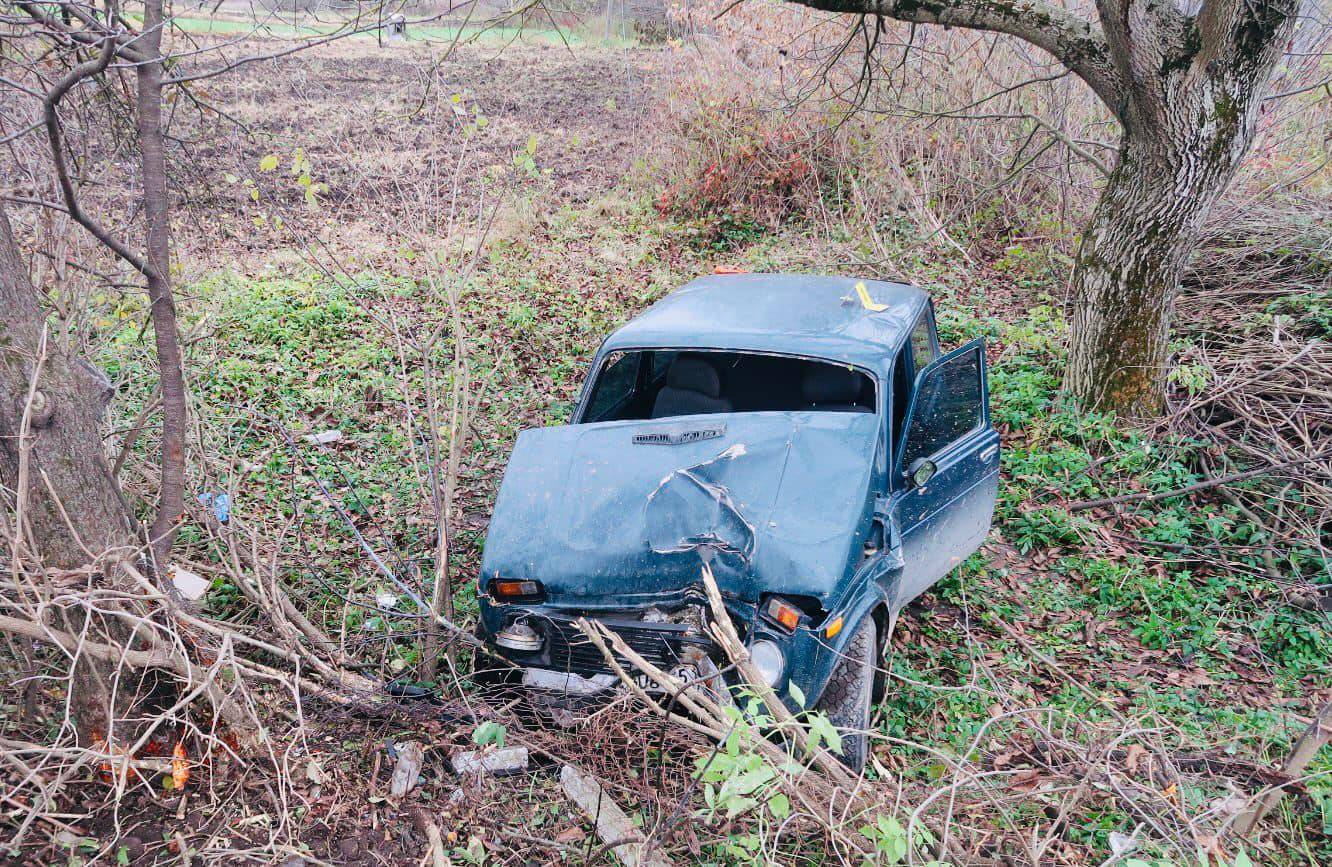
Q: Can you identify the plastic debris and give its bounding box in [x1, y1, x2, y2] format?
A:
[305, 429, 343, 445]
[522, 667, 616, 695]
[170, 742, 190, 790]
[198, 491, 231, 523]
[388, 740, 425, 798]
[1108, 832, 1137, 858]
[450, 746, 529, 776]
[168, 565, 210, 601]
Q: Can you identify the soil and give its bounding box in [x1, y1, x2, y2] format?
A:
[169, 35, 672, 272]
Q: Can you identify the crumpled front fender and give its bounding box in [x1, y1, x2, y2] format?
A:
[780, 550, 899, 711]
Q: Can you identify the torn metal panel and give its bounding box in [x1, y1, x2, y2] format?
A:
[645, 442, 755, 561]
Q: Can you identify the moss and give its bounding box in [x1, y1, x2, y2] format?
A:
[1205, 91, 1242, 164]
[1160, 24, 1202, 76]
[892, 0, 948, 18]
[1235, 1, 1292, 55]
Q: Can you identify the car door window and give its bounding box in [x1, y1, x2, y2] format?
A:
[900, 345, 982, 467]
[649, 350, 677, 384]
[584, 352, 641, 421]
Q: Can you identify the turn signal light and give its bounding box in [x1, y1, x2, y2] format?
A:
[492, 579, 543, 600]
[765, 597, 802, 632]
[824, 615, 845, 639]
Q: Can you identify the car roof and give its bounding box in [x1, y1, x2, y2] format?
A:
[600, 273, 929, 378]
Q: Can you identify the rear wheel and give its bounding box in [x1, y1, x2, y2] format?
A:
[814, 616, 876, 772]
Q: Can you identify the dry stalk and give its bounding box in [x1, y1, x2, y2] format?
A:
[576, 563, 911, 858]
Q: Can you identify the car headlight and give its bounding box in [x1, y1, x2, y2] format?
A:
[749, 639, 785, 687]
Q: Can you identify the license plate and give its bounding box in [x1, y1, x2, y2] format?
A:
[630, 663, 700, 694]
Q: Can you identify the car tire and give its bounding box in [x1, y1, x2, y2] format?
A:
[814, 615, 876, 773]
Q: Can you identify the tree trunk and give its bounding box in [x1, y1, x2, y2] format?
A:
[0, 203, 134, 568]
[137, 0, 187, 569]
[0, 202, 138, 743]
[1063, 11, 1295, 416]
[1062, 131, 1225, 415]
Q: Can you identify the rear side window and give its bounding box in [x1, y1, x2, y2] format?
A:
[910, 313, 937, 372]
[890, 343, 910, 453]
[900, 347, 982, 466]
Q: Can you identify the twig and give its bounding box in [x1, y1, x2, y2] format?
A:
[1066, 448, 1332, 512]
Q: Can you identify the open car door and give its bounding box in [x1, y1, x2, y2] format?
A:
[891, 340, 1000, 605]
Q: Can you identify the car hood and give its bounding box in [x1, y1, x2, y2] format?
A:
[480, 411, 879, 606]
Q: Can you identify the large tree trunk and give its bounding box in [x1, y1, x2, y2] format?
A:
[0, 202, 139, 743]
[1063, 18, 1290, 416]
[1050, 1, 1300, 415]
[0, 204, 134, 568]
[1064, 130, 1231, 414]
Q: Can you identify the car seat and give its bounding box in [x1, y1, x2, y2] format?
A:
[802, 366, 871, 412]
[651, 355, 732, 418]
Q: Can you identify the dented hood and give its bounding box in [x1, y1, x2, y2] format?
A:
[480, 412, 879, 605]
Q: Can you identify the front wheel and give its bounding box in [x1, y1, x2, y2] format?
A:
[814, 616, 876, 772]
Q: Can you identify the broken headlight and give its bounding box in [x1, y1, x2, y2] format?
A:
[749, 639, 785, 687]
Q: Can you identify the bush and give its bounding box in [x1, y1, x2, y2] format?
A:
[655, 80, 846, 226]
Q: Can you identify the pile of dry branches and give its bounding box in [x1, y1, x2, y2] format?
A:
[1171, 194, 1332, 591]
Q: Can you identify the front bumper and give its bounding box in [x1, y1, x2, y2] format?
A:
[479, 595, 848, 711]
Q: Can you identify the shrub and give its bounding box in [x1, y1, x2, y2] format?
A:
[655, 78, 847, 226]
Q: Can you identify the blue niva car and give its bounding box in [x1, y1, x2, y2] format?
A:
[478, 274, 999, 769]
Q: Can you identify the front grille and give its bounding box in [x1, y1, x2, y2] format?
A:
[532, 614, 713, 676]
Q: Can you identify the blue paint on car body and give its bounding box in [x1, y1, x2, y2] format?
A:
[477, 273, 999, 711]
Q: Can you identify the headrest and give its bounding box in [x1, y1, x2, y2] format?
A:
[802, 365, 863, 404]
[666, 355, 722, 398]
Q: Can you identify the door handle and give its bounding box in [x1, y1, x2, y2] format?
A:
[980, 444, 998, 461]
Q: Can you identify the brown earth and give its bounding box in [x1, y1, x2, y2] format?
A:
[169, 35, 673, 273]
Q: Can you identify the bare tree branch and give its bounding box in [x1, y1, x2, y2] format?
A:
[786, 0, 1124, 111]
[41, 35, 151, 277]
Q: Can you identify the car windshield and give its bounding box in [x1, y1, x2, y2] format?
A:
[580, 350, 877, 423]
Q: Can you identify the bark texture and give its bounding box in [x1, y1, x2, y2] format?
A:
[782, 0, 1301, 414]
[1064, 0, 1300, 413]
[0, 203, 134, 568]
[137, 0, 187, 567]
[0, 203, 138, 744]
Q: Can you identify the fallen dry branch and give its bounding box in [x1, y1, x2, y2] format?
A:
[577, 564, 903, 860]
[1237, 699, 1332, 835]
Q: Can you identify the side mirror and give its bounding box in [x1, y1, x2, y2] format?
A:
[907, 458, 937, 488]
